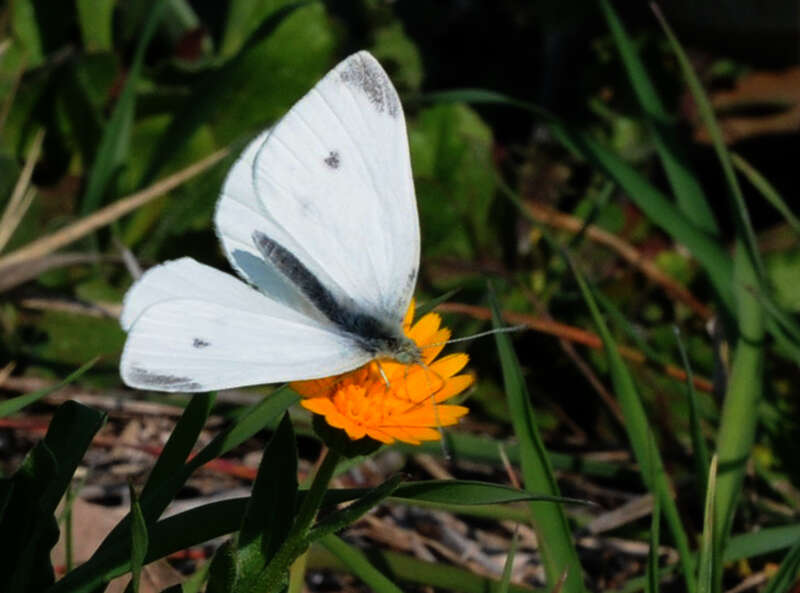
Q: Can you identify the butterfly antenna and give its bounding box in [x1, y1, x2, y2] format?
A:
[420, 324, 526, 350]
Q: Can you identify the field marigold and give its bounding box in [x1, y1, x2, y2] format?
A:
[292, 303, 472, 445]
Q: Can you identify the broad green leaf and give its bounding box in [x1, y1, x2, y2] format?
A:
[409, 103, 496, 259]
[0, 441, 58, 592]
[0, 357, 98, 418]
[24, 311, 124, 366]
[2, 401, 105, 593]
[489, 289, 587, 593]
[320, 535, 404, 593]
[142, 2, 331, 186]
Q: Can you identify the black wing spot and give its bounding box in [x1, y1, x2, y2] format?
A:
[128, 366, 202, 391]
[193, 338, 210, 349]
[324, 150, 340, 169]
[251, 231, 401, 353]
[339, 53, 399, 118]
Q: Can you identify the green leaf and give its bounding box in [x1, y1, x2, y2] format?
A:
[409, 103, 496, 259]
[0, 357, 98, 418]
[141, 1, 330, 186]
[1, 401, 106, 593]
[646, 488, 661, 593]
[714, 243, 765, 575]
[761, 537, 800, 593]
[674, 327, 710, 496]
[309, 544, 538, 593]
[309, 475, 404, 542]
[499, 531, 518, 593]
[598, 0, 718, 235]
[732, 152, 800, 236]
[427, 88, 736, 315]
[320, 535, 404, 593]
[76, 0, 114, 52]
[391, 480, 587, 506]
[205, 541, 238, 593]
[234, 413, 298, 590]
[697, 456, 718, 593]
[724, 524, 800, 562]
[141, 393, 216, 501]
[558, 249, 696, 593]
[415, 288, 461, 319]
[80, 0, 167, 216]
[52, 388, 298, 593]
[653, 6, 762, 281]
[489, 288, 587, 593]
[129, 484, 149, 593]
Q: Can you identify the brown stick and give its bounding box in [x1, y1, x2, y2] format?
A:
[0, 147, 230, 273]
[436, 302, 714, 393]
[527, 202, 713, 320]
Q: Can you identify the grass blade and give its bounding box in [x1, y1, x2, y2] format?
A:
[760, 537, 800, 593]
[79, 0, 166, 217]
[646, 487, 661, 593]
[674, 326, 711, 496]
[499, 530, 519, 593]
[732, 152, 800, 236]
[128, 484, 148, 593]
[651, 5, 762, 281]
[309, 543, 538, 593]
[0, 357, 99, 418]
[489, 288, 587, 593]
[598, 0, 718, 235]
[233, 413, 298, 590]
[427, 89, 736, 314]
[320, 535, 404, 593]
[713, 243, 765, 572]
[697, 455, 718, 593]
[140, 393, 216, 501]
[558, 250, 696, 593]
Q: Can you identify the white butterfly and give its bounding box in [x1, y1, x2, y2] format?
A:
[120, 51, 421, 393]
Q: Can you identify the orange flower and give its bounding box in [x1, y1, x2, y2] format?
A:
[292, 303, 472, 445]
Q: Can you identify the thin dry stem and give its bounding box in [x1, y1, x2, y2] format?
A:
[0, 147, 229, 273]
[527, 202, 713, 320]
[0, 129, 45, 252]
[436, 302, 714, 393]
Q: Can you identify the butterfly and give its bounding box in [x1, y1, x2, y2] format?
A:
[119, 51, 421, 393]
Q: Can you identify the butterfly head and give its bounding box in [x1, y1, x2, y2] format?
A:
[372, 334, 422, 366]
